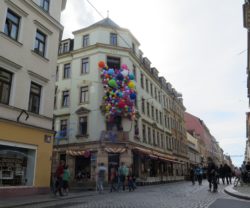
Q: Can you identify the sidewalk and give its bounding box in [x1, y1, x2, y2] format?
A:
[224, 184, 250, 200]
[0, 188, 97, 208]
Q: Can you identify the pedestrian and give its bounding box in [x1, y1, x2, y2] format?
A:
[218, 164, 225, 185]
[62, 165, 70, 195]
[109, 165, 117, 192]
[127, 166, 135, 191]
[224, 164, 232, 185]
[207, 158, 218, 192]
[117, 162, 128, 191]
[97, 163, 107, 194]
[54, 160, 65, 196]
[195, 165, 203, 185]
[190, 166, 196, 185]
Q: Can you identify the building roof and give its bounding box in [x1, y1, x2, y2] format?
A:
[184, 112, 205, 137]
[90, 17, 120, 29]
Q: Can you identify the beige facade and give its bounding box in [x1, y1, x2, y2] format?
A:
[0, 0, 66, 196]
[187, 132, 201, 166]
[54, 18, 188, 185]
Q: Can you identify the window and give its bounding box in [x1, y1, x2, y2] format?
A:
[110, 33, 117, 46]
[132, 43, 135, 53]
[152, 130, 156, 145]
[60, 119, 67, 137]
[63, 63, 70, 79]
[0, 68, 12, 104]
[159, 112, 162, 125]
[79, 116, 88, 135]
[62, 90, 69, 107]
[154, 88, 157, 100]
[28, 82, 41, 114]
[145, 79, 149, 92]
[151, 106, 154, 120]
[140, 73, 144, 89]
[156, 109, 158, 122]
[54, 86, 58, 109]
[4, 9, 20, 40]
[83, 34, 89, 47]
[55, 66, 59, 81]
[134, 120, 139, 136]
[150, 83, 153, 97]
[158, 91, 161, 103]
[81, 58, 89, 74]
[40, 0, 50, 12]
[107, 56, 120, 69]
[142, 124, 146, 143]
[34, 30, 46, 57]
[147, 127, 151, 144]
[146, 102, 150, 117]
[80, 86, 88, 103]
[63, 42, 68, 52]
[132, 64, 136, 81]
[141, 97, 145, 114]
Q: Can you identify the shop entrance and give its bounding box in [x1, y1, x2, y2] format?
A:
[108, 153, 120, 181]
[75, 156, 91, 181]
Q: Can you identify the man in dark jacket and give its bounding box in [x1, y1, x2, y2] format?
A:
[207, 158, 218, 192]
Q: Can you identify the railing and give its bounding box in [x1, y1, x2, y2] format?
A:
[99, 131, 129, 143]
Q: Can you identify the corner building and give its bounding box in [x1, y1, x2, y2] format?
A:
[54, 18, 188, 185]
[0, 0, 66, 196]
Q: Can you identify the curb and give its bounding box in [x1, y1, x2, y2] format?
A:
[224, 185, 250, 200]
[0, 192, 96, 208]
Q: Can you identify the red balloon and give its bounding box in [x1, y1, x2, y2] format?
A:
[98, 61, 105, 68]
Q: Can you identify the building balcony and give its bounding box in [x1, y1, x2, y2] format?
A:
[99, 130, 129, 143]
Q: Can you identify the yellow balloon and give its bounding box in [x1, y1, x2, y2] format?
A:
[128, 81, 135, 89]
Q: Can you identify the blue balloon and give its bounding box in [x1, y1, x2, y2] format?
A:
[108, 68, 115, 75]
[128, 73, 135, 80]
[116, 73, 124, 81]
[130, 93, 136, 100]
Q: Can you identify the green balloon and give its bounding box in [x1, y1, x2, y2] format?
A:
[108, 79, 117, 88]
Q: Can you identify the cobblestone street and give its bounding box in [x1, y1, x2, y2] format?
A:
[17, 181, 250, 208]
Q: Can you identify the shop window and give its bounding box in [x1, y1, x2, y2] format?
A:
[0, 144, 36, 186]
[0, 68, 12, 105]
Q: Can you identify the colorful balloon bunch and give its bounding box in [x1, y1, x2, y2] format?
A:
[98, 61, 137, 122]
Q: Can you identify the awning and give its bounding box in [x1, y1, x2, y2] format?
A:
[104, 147, 126, 153]
[133, 147, 152, 155]
[66, 150, 90, 157]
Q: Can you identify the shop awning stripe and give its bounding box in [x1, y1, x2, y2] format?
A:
[104, 147, 126, 153]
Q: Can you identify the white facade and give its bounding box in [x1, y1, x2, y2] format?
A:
[0, 0, 66, 129]
[55, 18, 188, 182]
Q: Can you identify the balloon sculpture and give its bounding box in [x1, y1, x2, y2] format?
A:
[98, 61, 137, 122]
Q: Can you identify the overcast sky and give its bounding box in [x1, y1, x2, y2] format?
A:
[61, 0, 248, 167]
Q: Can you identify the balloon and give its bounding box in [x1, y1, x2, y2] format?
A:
[108, 79, 117, 88]
[121, 70, 128, 77]
[121, 64, 128, 70]
[128, 81, 135, 89]
[130, 93, 136, 100]
[116, 73, 124, 81]
[108, 68, 115, 75]
[118, 101, 125, 109]
[128, 73, 135, 80]
[98, 61, 105, 68]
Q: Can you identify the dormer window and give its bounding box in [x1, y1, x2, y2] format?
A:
[40, 0, 50, 12]
[83, 34, 89, 47]
[110, 33, 117, 46]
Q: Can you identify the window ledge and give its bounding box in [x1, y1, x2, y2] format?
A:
[0, 32, 23, 47]
[76, 134, 89, 139]
[31, 50, 49, 62]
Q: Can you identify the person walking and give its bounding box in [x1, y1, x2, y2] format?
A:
[54, 160, 65, 196]
[117, 162, 128, 191]
[109, 165, 117, 192]
[97, 163, 107, 194]
[190, 166, 196, 185]
[207, 158, 218, 192]
[224, 164, 232, 185]
[195, 165, 203, 185]
[219, 164, 225, 185]
[62, 165, 70, 195]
